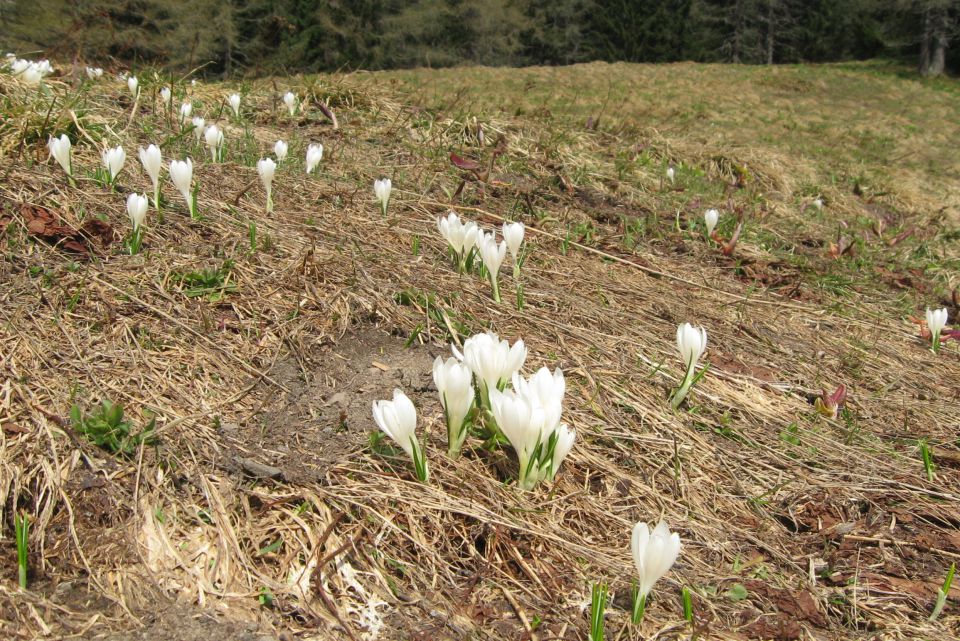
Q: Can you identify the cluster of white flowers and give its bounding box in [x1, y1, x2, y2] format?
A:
[436, 211, 524, 302]
[373, 331, 574, 491]
[5, 56, 54, 86]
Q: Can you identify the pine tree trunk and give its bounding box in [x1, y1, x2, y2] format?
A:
[732, 0, 743, 63]
[766, 0, 775, 65]
[928, 7, 948, 76]
[919, 5, 932, 74]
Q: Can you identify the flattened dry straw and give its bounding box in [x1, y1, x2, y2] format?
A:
[0, 63, 959, 640]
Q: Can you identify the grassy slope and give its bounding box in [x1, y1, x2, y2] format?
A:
[1, 61, 959, 640]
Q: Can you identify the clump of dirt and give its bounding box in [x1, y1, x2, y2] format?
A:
[223, 329, 440, 484]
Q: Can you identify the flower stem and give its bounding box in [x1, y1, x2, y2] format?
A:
[489, 275, 501, 303]
[671, 361, 697, 409]
[631, 588, 646, 624]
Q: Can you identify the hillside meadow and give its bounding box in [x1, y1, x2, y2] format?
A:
[1, 60, 959, 640]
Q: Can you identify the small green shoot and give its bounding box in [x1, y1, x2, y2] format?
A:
[589, 582, 608, 641]
[16, 512, 29, 589]
[682, 585, 694, 624]
[919, 439, 935, 482]
[929, 562, 955, 621]
[248, 221, 257, 253]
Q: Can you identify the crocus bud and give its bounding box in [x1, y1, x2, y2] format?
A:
[126, 193, 148, 231]
[191, 116, 205, 141]
[676, 323, 707, 371]
[631, 520, 681, 618]
[257, 158, 276, 213]
[160, 87, 171, 105]
[168, 158, 194, 212]
[283, 91, 297, 116]
[478, 232, 507, 302]
[180, 102, 192, 121]
[704, 209, 719, 236]
[374, 178, 392, 216]
[138, 144, 162, 205]
[228, 93, 241, 116]
[672, 322, 708, 409]
[305, 144, 323, 174]
[502, 222, 524, 262]
[274, 140, 288, 163]
[433, 356, 474, 457]
[204, 125, 224, 162]
[666, 166, 675, 184]
[550, 423, 576, 479]
[372, 389, 428, 482]
[128, 76, 139, 97]
[926, 307, 949, 353]
[488, 387, 545, 490]
[102, 145, 126, 182]
[47, 134, 72, 177]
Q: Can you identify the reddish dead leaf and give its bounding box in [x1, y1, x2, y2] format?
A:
[317, 102, 338, 129]
[722, 220, 744, 256]
[450, 152, 481, 171]
[19, 203, 113, 256]
[886, 227, 914, 247]
[827, 236, 854, 259]
[742, 616, 802, 640]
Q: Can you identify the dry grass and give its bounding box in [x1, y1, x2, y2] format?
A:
[1, 61, 959, 641]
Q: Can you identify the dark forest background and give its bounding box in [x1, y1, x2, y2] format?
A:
[1, 0, 958, 76]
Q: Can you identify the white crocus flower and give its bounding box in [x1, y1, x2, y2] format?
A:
[257, 158, 276, 213]
[168, 158, 196, 218]
[630, 520, 681, 623]
[672, 323, 708, 409]
[283, 91, 297, 116]
[191, 116, 205, 141]
[274, 140, 288, 163]
[433, 356, 475, 458]
[305, 143, 323, 174]
[138, 144, 163, 209]
[372, 389, 428, 482]
[513, 366, 571, 483]
[160, 86, 171, 106]
[126, 193, 149, 255]
[502, 221, 525, 278]
[86, 67, 103, 80]
[704, 209, 719, 237]
[452, 331, 526, 409]
[102, 145, 126, 184]
[437, 211, 479, 272]
[204, 125, 224, 162]
[127, 76, 139, 97]
[512, 367, 565, 436]
[47, 134, 72, 179]
[478, 232, 507, 303]
[550, 423, 576, 479]
[126, 194, 148, 231]
[179, 102, 192, 123]
[666, 166, 675, 184]
[228, 93, 241, 117]
[374, 178, 391, 216]
[926, 307, 949, 353]
[488, 387, 545, 490]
